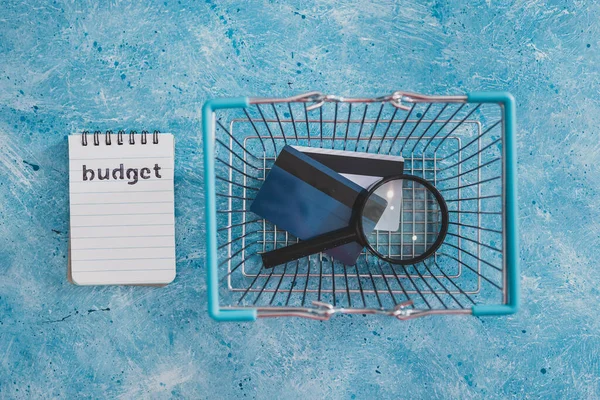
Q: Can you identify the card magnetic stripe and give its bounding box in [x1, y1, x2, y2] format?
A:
[300, 151, 404, 176]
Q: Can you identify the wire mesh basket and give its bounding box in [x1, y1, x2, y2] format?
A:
[202, 91, 518, 321]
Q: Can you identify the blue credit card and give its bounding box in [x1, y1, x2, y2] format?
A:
[293, 146, 404, 231]
[250, 145, 379, 265]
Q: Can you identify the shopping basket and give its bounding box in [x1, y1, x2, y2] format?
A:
[202, 91, 518, 321]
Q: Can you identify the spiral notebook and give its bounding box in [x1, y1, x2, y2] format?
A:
[68, 131, 176, 285]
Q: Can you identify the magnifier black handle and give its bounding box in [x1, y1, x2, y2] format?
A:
[261, 226, 358, 268]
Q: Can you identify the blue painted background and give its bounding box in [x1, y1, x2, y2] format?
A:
[1, 0, 599, 398]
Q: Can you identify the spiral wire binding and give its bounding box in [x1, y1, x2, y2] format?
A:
[81, 130, 161, 146]
[129, 130, 136, 145]
[208, 92, 513, 320]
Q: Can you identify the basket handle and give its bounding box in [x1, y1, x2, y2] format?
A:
[203, 97, 258, 322]
[468, 92, 519, 316]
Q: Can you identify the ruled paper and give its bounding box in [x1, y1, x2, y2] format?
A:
[68, 133, 175, 285]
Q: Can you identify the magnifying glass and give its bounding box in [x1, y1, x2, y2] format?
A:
[261, 174, 449, 268]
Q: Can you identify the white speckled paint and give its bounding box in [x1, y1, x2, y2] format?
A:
[1, 0, 599, 398]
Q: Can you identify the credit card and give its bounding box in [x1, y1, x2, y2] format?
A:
[251, 145, 384, 265]
[293, 146, 404, 231]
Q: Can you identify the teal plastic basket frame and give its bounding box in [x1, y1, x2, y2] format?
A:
[203, 92, 518, 321]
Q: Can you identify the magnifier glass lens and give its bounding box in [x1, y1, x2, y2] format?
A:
[360, 178, 445, 263]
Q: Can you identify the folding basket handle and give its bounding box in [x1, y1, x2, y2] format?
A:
[467, 92, 519, 316]
[203, 97, 258, 322]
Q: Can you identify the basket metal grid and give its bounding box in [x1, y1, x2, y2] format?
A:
[202, 91, 518, 321]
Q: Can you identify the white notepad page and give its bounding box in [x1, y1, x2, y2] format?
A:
[68, 133, 175, 285]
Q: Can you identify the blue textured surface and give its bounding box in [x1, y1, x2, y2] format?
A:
[0, 1, 598, 398]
